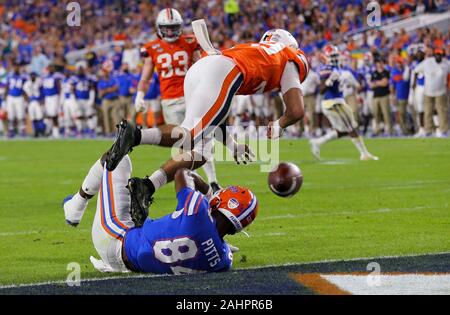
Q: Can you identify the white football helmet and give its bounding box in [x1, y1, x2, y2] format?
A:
[260, 29, 298, 49]
[323, 44, 340, 67]
[156, 8, 183, 42]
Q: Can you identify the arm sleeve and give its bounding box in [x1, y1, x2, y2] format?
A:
[280, 61, 302, 94]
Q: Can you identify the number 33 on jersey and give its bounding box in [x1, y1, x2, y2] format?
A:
[141, 34, 200, 99]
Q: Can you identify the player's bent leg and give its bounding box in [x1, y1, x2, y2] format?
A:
[64, 157, 104, 226]
[91, 156, 134, 272]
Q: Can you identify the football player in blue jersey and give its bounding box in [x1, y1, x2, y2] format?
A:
[23, 72, 46, 137]
[0, 68, 7, 136]
[309, 45, 378, 161]
[5, 64, 28, 137]
[357, 52, 376, 135]
[65, 147, 258, 274]
[42, 65, 62, 138]
[60, 70, 78, 137]
[410, 44, 426, 137]
[74, 66, 97, 136]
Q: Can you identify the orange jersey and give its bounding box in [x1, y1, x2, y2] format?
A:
[222, 42, 309, 95]
[142, 34, 199, 99]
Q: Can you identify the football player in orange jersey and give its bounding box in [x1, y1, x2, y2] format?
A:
[135, 8, 221, 192]
[98, 29, 307, 214]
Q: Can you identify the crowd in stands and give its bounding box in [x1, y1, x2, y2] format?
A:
[0, 0, 449, 139]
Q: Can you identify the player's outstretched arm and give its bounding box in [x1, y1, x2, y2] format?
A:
[268, 88, 304, 139]
[280, 87, 305, 127]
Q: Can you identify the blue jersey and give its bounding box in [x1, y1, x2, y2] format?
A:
[114, 72, 134, 97]
[144, 72, 160, 100]
[74, 75, 91, 100]
[62, 76, 76, 100]
[124, 188, 233, 274]
[319, 65, 342, 100]
[98, 76, 118, 100]
[0, 77, 6, 106]
[390, 67, 409, 100]
[7, 73, 27, 97]
[42, 74, 60, 97]
[411, 61, 425, 86]
[27, 79, 43, 101]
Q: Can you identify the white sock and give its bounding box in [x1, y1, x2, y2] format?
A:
[18, 120, 26, 134]
[64, 192, 88, 223]
[46, 118, 53, 134]
[75, 119, 83, 133]
[202, 159, 217, 183]
[316, 130, 338, 146]
[141, 128, 162, 145]
[148, 168, 167, 190]
[351, 136, 369, 155]
[81, 159, 103, 196]
[52, 126, 59, 137]
[88, 116, 97, 131]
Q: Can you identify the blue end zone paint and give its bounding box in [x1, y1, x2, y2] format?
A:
[1, 253, 449, 295]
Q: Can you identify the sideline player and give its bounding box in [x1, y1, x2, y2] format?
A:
[60, 70, 77, 137]
[74, 66, 97, 136]
[42, 65, 62, 138]
[23, 72, 45, 137]
[409, 44, 426, 137]
[65, 149, 258, 274]
[309, 45, 378, 161]
[104, 28, 308, 202]
[5, 64, 27, 137]
[135, 8, 220, 191]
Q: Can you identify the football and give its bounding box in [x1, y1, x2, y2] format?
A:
[268, 162, 303, 198]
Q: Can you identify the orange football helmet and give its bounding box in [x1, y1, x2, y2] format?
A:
[209, 186, 258, 233]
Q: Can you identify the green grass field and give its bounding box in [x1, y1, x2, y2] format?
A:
[1, 138, 449, 286]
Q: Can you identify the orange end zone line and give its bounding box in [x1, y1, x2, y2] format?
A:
[290, 273, 351, 295]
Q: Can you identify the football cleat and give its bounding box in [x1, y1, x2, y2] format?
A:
[106, 120, 136, 172]
[210, 182, 222, 194]
[127, 177, 154, 227]
[360, 153, 379, 161]
[309, 139, 321, 160]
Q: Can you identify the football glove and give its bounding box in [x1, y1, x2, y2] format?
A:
[134, 91, 146, 113]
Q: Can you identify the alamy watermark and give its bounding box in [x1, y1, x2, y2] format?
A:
[66, 262, 81, 286]
[366, 1, 382, 27]
[366, 262, 381, 287]
[66, 2, 81, 27]
[168, 125, 280, 173]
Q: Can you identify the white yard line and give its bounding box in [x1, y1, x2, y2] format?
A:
[1, 250, 450, 290]
[258, 205, 431, 221]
